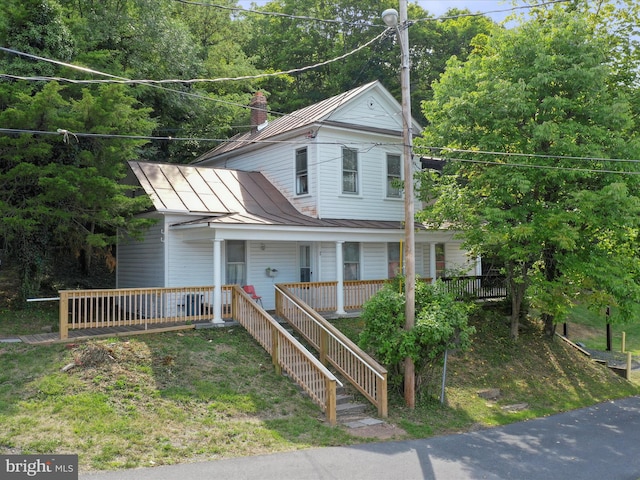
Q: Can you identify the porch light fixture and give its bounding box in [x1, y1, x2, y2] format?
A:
[382, 0, 416, 409]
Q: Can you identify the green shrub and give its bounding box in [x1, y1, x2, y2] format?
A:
[359, 277, 475, 400]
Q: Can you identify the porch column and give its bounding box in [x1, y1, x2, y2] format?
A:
[475, 255, 482, 276]
[429, 242, 437, 284]
[212, 238, 224, 324]
[335, 241, 346, 315]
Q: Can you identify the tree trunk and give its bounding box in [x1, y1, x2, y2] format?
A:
[543, 313, 556, 337]
[507, 261, 530, 341]
[542, 245, 559, 337]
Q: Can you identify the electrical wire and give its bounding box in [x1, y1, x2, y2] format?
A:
[169, 0, 378, 28]
[414, 0, 571, 22]
[419, 146, 640, 166]
[1, 29, 390, 86]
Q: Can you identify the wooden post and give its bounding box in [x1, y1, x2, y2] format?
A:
[377, 372, 388, 418]
[271, 325, 281, 375]
[59, 291, 69, 340]
[319, 328, 328, 366]
[325, 377, 337, 426]
[606, 306, 612, 351]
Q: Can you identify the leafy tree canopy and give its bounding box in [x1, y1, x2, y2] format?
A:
[416, 1, 640, 339]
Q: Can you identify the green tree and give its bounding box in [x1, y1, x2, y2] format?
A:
[416, 3, 640, 339]
[0, 82, 155, 299]
[241, 1, 496, 122]
[58, 0, 258, 163]
[359, 278, 474, 400]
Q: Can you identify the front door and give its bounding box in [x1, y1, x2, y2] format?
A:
[299, 244, 312, 282]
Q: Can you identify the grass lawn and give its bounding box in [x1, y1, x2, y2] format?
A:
[565, 303, 640, 355]
[1, 303, 638, 473]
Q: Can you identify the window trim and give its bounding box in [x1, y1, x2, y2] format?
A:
[343, 242, 361, 281]
[225, 240, 246, 285]
[386, 153, 402, 199]
[387, 242, 401, 278]
[341, 147, 359, 195]
[295, 147, 309, 196]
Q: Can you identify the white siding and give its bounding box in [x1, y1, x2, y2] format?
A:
[203, 140, 320, 217]
[315, 128, 408, 221]
[330, 93, 404, 131]
[445, 243, 477, 275]
[319, 242, 337, 281]
[246, 241, 298, 310]
[362, 243, 388, 280]
[167, 230, 214, 287]
[117, 216, 165, 288]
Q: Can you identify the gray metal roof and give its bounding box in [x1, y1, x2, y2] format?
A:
[128, 161, 411, 231]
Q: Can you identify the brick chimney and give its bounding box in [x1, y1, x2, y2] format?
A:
[249, 91, 268, 131]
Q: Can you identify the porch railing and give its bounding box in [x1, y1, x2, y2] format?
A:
[440, 275, 508, 300]
[275, 284, 388, 417]
[281, 280, 388, 312]
[233, 286, 339, 425]
[59, 285, 234, 339]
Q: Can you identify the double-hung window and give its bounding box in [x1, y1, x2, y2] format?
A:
[226, 240, 246, 285]
[387, 242, 401, 278]
[295, 148, 308, 195]
[343, 242, 360, 280]
[342, 147, 358, 194]
[386, 154, 402, 198]
[436, 243, 446, 278]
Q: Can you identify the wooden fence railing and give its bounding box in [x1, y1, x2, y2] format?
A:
[279, 280, 388, 312]
[275, 285, 388, 417]
[232, 286, 339, 425]
[59, 286, 234, 339]
[440, 275, 508, 300]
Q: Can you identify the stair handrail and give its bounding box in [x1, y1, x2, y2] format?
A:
[275, 284, 388, 417]
[233, 286, 341, 425]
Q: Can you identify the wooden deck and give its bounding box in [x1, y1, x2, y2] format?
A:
[19, 321, 233, 345]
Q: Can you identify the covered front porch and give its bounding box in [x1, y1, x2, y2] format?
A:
[146, 219, 480, 316]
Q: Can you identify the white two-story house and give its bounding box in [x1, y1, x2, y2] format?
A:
[117, 81, 480, 320]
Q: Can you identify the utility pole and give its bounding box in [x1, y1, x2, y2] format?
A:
[383, 0, 415, 408]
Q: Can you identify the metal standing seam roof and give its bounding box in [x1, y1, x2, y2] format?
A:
[193, 81, 381, 161]
[128, 161, 414, 231]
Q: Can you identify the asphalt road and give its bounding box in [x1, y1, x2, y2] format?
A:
[81, 396, 640, 480]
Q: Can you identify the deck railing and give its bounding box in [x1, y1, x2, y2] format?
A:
[275, 284, 388, 417]
[440, 275, 508, 300]
[59, 285, 234, 339]
[280, 279, 388, 312]
[233, 285, 339, 424]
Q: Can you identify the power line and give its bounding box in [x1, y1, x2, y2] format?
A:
[0, 127, 382, 148]
[169, 0, 377, 28]
[420, 146, 640, 165]
[413, 0, 571, 22]
[1, 29, 390, 86]
[441, 156, 640, 175]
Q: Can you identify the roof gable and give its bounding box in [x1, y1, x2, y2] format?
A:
[193, 81, 420, 163]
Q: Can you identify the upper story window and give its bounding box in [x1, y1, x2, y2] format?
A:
[386, 154, 402, 198]
[342, 147, 358, 194]
[295, 148, 308, 195]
